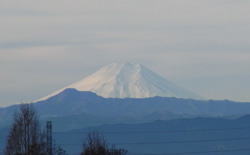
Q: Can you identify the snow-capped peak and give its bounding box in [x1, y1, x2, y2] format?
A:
[37, 62, 200, 101]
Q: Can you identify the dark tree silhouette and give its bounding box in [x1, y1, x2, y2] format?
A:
[4, 104, 47, 155]
[81, 132, 127, 155]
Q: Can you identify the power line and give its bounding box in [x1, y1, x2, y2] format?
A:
[162, 148, 250, 155]
[56, 136, 250, 145]
[53, 126, 250, 154]
[54, 143, 250, 155]
[53, 126, 250, 135]
[116, 137, 250, 145]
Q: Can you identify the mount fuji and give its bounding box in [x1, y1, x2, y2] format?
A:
[2, 63, 250, 154]
[38, 62, 199, 101]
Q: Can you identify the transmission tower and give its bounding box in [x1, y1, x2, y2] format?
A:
[46, 121, 53, 155]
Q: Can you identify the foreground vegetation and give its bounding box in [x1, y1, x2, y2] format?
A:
[4, 104, 127, 155]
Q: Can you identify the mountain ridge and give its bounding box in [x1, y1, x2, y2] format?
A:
[1, 88, 250, 132]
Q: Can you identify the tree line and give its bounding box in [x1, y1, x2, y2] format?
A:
[4, 104, 127, 155]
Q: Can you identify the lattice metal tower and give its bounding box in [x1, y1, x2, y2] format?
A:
[46, 121, 53, 155]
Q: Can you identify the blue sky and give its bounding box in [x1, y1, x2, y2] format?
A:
[0, 0, 250, 106]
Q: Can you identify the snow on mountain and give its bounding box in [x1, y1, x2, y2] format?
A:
[37, 62, 200, 101]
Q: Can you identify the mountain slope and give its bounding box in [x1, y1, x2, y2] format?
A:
[38, 62, 199, 101]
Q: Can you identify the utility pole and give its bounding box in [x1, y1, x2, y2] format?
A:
[46, 121, 53, 155]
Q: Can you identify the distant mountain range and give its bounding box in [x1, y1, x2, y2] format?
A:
[2, 114, 250, 155]
[1, 88, 250, 132]
[54, 115, 250, 155]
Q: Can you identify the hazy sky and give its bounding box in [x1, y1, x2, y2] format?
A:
[1, 0, 250, 106]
